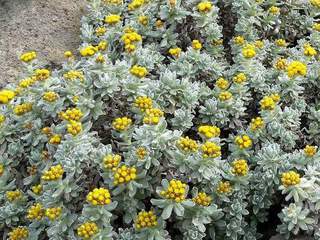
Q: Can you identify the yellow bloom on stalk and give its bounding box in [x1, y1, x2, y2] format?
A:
[0, 114, 5, 125]
[197, 1, 213, 13]
[45, 207, 62, 220]
[112, 117, 132, 131]
[34, 69, 51, 81]
[303, 44, 317, 57]
[192, 40, 202, 50]
[212, 39, 223, 46]
[217, 181, 232, 194]
[113, 165, 137, 185]
[169, 0, 176, 7]
[233, 73, 247, 84]
[198, 125, 221, 138]
[138, 15, 148, 26]
[270, 93, 280, 103]
[254, 40, 264, 49]
[250, 117, 264, 131]
[215, 78, 229, 90]
[97, 41, 107, 51]
[6, 190, 22, 202]
[275, 39, 287, 47]
[281, 171, 301, 187]
[104, 14, 121, 24]
[135, 210, 158, 229]
[219, 91, 233, 101]
[232, 159, 249, 176]
[8, 227, 29, 240]
[136, 147, 147, 159]
[201, 141, 221, 158]
[143, 108, 164, 125]
[103, 154, 121, 171]
[160, 179, 187, 202]
[275, 58, 287, 70]
[27, 203, 44, 221]
[67, 121, 82, 136]
[19, 77, 36, 88]
[128, 0, 145, 11]
[260, 96, 276, 110]
[60, 107, 83, 121]
[43, 91, 59, 102]
[77, 222, 99, 239]
[192, 192, 212, 206]
[130, 65, 148, 78]
[310, 0, 320, 8]
[80, 45, 98, 57]
[134, 96, 153, 112]
[64, 51, 73, 58]
[234, 36, 245, 45]
[14, 103, 32, 116]
[287, 61, 307, 78]
[177, 136, 198, 152]
[269, 6, 280, 15]
[304, 145, 317, 157]
[156, 19, 164, 28]
[20, 51, 36, 62]
[242, 44, 256, 58]
[121, 30, 142, 53]
[0, 163, 4, 176]
[41, 164, 64, 181]
[313, 23, 320, 31]
[235, 135, 252, 149]
[0, 89, 15, 104]
[96, 55, 106, 63]
[86, 187, 112, 205]
[31, 184, 42, 195]
[95, 26, 107, 36]
[169, 47, 182, 58]
[49, 134, 62, 145]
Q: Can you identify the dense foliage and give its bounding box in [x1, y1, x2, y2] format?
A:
[1, 0, 320, 239]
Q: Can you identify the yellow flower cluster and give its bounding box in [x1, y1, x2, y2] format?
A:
[0, 163, 4, 176]
[114, 165, 137, 185]
[0, 89, 15, 104]
[43, 91, 59, 102]
[260, 96, 276, 110]
[232, 159, 249, 176]
[269, 6, 280, 15]
[255, 40, 264, 49]
[234, 36, 245, 45]
[235, 135, 252, 149]
[303, 44, 317, 57]
[192, 192, 212, 206]
[41, 164, 64, 181]
[130, 65, 148, 78]
[287, 61, 307, 78]
[121, 29, 142, 53]
[156, 20, 164, 28]
[192, 40, 202, 50]
[304, 145, 317, 157]
[60, 108, 83, 121]
[41, 127, 50, 135]
[135, 210, 157, 229]
[212, 39, 223, 46]
[104, 14, 121, 24]
[233, 73, 247, 84]
[138, 15, 148, 25]
[34, 69, 51, 81]
[198, 125, 220, 138]
[219, 91, 233, 101]
[197, 1, 213, 13]
[160, 179, 187, 202]
[177, 136, 198, 152]
[104, 154, 121, 171]
[31, 184, 42, 195]
[6, 190, 22, 202]
[19, 77, 35, 89]
[86, 187, 112, 205]
[97, 40, 107, 51]
[27, 203, 44, 221]
[136, 147, 147, 159]
[143, 108, 164, 125]
[95, 26, 106, 36]
[13, 103, 32, 116]
[310, 0, 320, 7]
[134, 96, 153, 111]
[169, 47, 182, 58]
[128, 0, 145, 10]
[45, 207, 62, 220]
[242, 44, 256, 58]
[67, 120, 82, 136]
[77, 222, 99, 239]
[64, 51, 73, 58]
[217, 181, 232, 194]
[20, 51, 36, 62]
[112, 117, 132, 131]
[8, 227, 29, 240]
[281, 171, 301, 187]
[49, 134, 62, 144]
[103, 0, 123, 4]
[275, 58, 287, 70]
[96, 55, 106, 63]
[80, 45, 98, 57]
[201, 141, 221, 158]
[250, 117, 264, 130]
[215, 78, 229, 90]
[275, 39, 286, 47]
[63, 70, 85, 81]
[0, 114, 4, 125]
[313, 23, 320, 31]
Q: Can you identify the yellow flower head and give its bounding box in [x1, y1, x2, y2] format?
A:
[67, 121, 82, 136]
[201, 141, 221, 158]
[49, 134, 62, 145]
[63, 70, 84, 81]
[134, 96, 153, 111]
[304, 145, 317, 157]
[95, 26, 107, 36]
[19, 77, 36, 88]
[310, 0, 320, 8]
[27, 203, 44, 221]
[242, 44, 256, 58]
[198, 125, 221, 138]
[135, 210, 158, 229]
[41, 164, 64, 181]
[64, 51, 73, 58]
[250, 117, 264, 131]
[177, 136, 198, 152]
[234, 36, 245, 45]
[130, 65, 148, 78]
[287, 61, 307, 78]
[77, 222, 99, 239]
[104, 14, 121, 24]
[34, 69, 51, 81]
[97, 40, 108, 51]
[254, 40, 264, 49]
[86, 187, 112, 205]
[169, 47, 182, 58]
[219, 91, 233, 101]
[121, 30, 142, 46]
[96, 55, 106, 63]
[112, 117, 132, 131]
[136, 147, 147, 159]
[20, 51, 37, 62]
[156, 19, 164, 28]
[197, 1, 213, 13]
[235, 135, 252, 149]
[138, 15, 148, 25]
[14, 103, 32, 116]
[274, 58, 287, 70]
[0, 114, 5, 125]
[8, 227, 29, 240]
[281, 171, 301, 187]
[303, 44, 317, 57]
[31, 184, 42, 195]
[103, 0, 123, 4]
[232, 159, 249, 176]
[192, 192, 212, 206]
[215, 78, 229, 90]
[80, 45, 98, 57]
[6, 190, 22, 202]
[143, 108, 164, 125]
[0, 89, 15, 104]
[104, 154, 121, 171]
[269, 6, 280, 15]
[0, 163, 4, 176]
[260, 96, 276, 110]
[113, 165, 137, 185]
[160, 179, 187, 202]
[233, 73, 247, 84]
[45, 207, 62, 220]
[43, 91, 59, 102]
[217, 181, 232, 194]
[60, 107, 83, 122]
[313, 23, 320, 31]
[192, 40, 202, 50]
[275, 39, 287, 47]
[128, 0, 145, 11]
